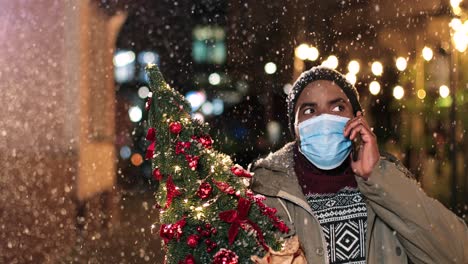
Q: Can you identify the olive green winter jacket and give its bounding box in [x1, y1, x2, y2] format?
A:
[250, 142, 468, 264]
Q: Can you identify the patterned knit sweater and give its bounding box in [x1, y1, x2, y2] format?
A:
[294, 145, 367, 263]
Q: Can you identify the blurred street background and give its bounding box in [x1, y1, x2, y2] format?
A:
[0, 0, 467, 262]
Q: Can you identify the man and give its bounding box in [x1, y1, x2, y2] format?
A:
[250, 66, 468, 263]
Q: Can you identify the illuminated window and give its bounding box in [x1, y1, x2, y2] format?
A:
[192, 25, 226, 64]
[114, 50, 136, 83]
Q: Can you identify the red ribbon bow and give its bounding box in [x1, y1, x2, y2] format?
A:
[219, 198, 268, 251]
[145, 128, 157, 160]
[165, 175, 181, 209]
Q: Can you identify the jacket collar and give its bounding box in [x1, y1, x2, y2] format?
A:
[251, 141, 296, 174]
[250, 141, 314, 215]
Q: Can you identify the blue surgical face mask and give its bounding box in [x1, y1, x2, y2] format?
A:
[298, 114, 352, 170]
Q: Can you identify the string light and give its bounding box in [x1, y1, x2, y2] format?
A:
[422, 47, 433, 61]
[294, 44, 319, 61]
[417, 89, 427, 99]
[371, 61, 383, 76]
[322, 55, 339, 69]
[393, 85, 405, 100]
[307, 46, 319, 61]
[439, 85, 450, 98]
[369, 81, 381, 95]
[395, 57, 407, 71]
[295, 44, 310, 60]
[345, 73, 357, 85]
[347, 60, 360, 74]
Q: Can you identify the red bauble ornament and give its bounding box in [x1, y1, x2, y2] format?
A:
[169, 121, 183, 134]
[212, 249, 239, 264]
[185, 155, 199, 171]
[186, 234, 200, 248]
[198, 135, 213, 149]
[159, 224, 175, 242]
[201, 230, 210, 237]
[210, 241, 217, 248]
[160, 218, 187, 243]
[196, 182, 212, 199]
[179, 254, 196, 264]
[146, 127, 156, 141]
[230, 165, 252, 178]
[145, 97, 152, 111]
[173, 218, 187, 241]
[152, 168, 163, 181]
[175, 141, 191, 155]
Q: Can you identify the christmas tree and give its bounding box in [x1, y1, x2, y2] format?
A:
[144, 64, 289, 264]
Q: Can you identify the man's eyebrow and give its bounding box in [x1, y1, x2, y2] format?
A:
[298, 102, 317, 109]
[328, 97, 347, 105]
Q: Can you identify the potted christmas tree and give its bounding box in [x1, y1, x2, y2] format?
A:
[144, 64, 303, 264]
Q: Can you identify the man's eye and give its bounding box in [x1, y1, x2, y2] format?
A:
[303, 108, 314, 115]
[332, 105, 344, 112]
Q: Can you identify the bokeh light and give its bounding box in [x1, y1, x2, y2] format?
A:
[138, 86, 150, 99]
[264, 62, 277, 74]
[119, 146, 132, 160]
[185, 91, 207, 111]
[417, 89, 427, 99]
[130, 153, 144, 166]
[395, 57, 407, 71]
[128, 106, 143, 122]
[347, 60, 360, 74]
[345, 73, 357, 85]
[307, 46, 319, 61]
[439, 85, 450, 98]
[422, 46, 433, 61]
[208, 73, 221, 85]
[322, 55, 338, 69]
[393, 85, 405, 100]
[295, 44, 310, 60]
[371, 61, 383, 76]
[369, 81, 381, 95]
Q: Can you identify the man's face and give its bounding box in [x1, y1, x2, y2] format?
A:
[294, 80, 354, 140]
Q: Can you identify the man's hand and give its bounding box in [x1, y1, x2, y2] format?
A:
[343, 111, 380, 179]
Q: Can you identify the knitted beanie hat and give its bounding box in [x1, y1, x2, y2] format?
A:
[287, 66, 362, 137]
